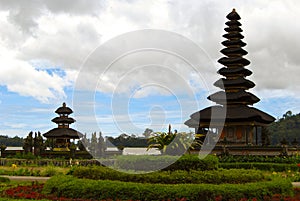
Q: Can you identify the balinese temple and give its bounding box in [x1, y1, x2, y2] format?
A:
[43, 103, 83, 151]
[185, 9, 275, 146]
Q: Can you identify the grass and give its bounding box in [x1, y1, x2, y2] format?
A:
[0, 166, 70, 176]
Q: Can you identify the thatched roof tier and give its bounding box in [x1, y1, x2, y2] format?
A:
[208, 90, 260, 105]
[214, 77, 255, 90]
[43, 128, 83, 139]
[218, 67, 252, 77]
[55, 102, 73, 114]
[222, 32, 244, 40]
[220, 47, 248, 56]
[218, 57, 250, 66]
[225, 20, 241, 26]
[185, 105, 275, 128]
[226, 8, 241, 20]
[221, 39, 246, 47]
[51, 117, 75, 124]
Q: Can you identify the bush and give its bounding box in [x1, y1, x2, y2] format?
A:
[72, 166, 266, 184]
[219, 162, 299, 172]
[113, 154, 218, 171]
[43, 175, 293, 201]
[40, 166, 64, 177]
[219, 155, 300, 164]
[164, 155, 218, 171]
[0, 176, 10, 183]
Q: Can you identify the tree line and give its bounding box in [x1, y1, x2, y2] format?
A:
[0, 135, 23, 146]
[1, 111, 300, 147]
[267, 111, 300, 145]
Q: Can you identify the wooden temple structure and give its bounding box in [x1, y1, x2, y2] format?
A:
[185, 9, 275, 146]
[43, 103, 83, 151]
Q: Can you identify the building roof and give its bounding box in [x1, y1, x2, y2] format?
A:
[55, 102, 73, 114]
[51, 116, 75, 124]
[185, 105, 275, 128]
[208, 90, 260, 105]
[185, 9, 275, 129]
[43, 128, 83, 138]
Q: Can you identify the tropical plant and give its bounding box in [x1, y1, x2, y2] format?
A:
[147, 125, 201, 155]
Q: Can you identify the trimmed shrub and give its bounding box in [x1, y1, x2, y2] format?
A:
[40, 166, 63, 177]
[164, 155, 218, 171]
[219, 162, 299, 172]
[113, 155, 178, 171]
[72, 166, 266, 184]
[114, 154, 218, 171]
[0, 176, 10, 183]
[219, 155, 300, 164]
[43, 175, 293, 201]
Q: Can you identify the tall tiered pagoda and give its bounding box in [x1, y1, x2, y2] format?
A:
[185, 9, 275, 145]
[43, 103, 83, 150]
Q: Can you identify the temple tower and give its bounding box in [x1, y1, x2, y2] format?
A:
[185, 9, 275, 145]
[43, 103, 83, 150]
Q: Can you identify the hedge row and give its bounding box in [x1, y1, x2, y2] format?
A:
[43, 175, 293, 201]
[113, 154, 218, 171]
[72, 166, 267, 184]
[219, 162, 299, 172]
[219, 155, 300, 164]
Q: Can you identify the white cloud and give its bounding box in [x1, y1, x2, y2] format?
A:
[0, 58, 70, 103]
[0, 0, 300, 139]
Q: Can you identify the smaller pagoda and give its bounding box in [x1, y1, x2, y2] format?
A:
[43, 103, 83, 151]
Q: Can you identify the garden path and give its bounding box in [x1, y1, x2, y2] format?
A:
[0, 175, 50, 182]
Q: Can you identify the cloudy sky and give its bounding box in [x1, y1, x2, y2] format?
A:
[0, 0, 299, 138]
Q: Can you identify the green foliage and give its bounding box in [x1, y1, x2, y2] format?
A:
[72, 166, 266, 184]
[220, 162, 300, 172]
[147, 131, 176, 153]
[108, 133, 148, 148]
[0, 135, 23, 146]
[147, 130, 198, 155]
[43, 175, 292, 201]
[268, 111, 300, 145]
[40, 166, 62, 177]
[219, 155, 300, 164]
[164, 155, 218, 171]
[13, 152, 36, 160]
[114, 155, 177, 171]
[0, 176, 10, 183]
[113, 154, 218, 171]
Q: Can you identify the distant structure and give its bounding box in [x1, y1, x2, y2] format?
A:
[43, 103, 83, 151]
[185, 9, 275, 146]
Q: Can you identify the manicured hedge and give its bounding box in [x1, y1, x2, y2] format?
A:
[113, 154, 218, 171]
[72, 166, 267, 184]
[219, 155, 300, 164]
[0, 176, 10, 183]
[219, 162, 299, 172]
[43, 175, 293, 201]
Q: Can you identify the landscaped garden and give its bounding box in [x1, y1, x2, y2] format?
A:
[1, 154, 300, 200]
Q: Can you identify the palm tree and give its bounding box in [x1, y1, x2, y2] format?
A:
[147, 125, 202, 155]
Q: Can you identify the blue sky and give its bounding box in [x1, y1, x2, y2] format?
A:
[0, 1, 300, 138]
